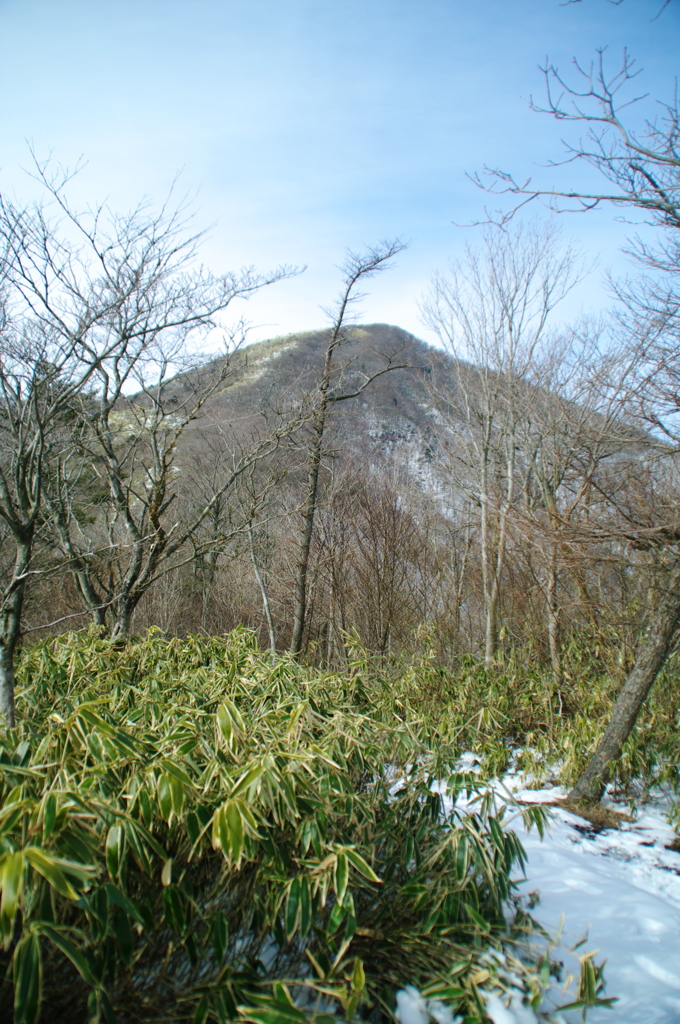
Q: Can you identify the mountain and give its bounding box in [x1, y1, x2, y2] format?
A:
[182, 323, 453, 467]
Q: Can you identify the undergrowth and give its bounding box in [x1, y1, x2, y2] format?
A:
[373, 629, 680, 801]
[0, 627, 625, 1023]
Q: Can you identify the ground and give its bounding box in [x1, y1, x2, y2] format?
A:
[437, 763, 680, 1022]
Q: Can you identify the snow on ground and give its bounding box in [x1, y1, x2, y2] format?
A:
[437, 764, 680, 1023]
[513, 789, 680, 1022]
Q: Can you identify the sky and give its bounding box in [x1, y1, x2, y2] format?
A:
[0, 0, 678, 349]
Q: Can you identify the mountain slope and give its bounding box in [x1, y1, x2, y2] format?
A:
[186, 323, 453, 462]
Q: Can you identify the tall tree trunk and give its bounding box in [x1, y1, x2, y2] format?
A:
[479, 438, 498, 667]
[249, 524, 276, 650]
[569, 565, 680, 804]
[484, 455, 512, 667]
[546, 544, 562, 688]
[0, 607, 21, 729]
[484, 586, 500, 667]
[287, 240, 405, 656]
[0, 642, 17, 728]
[289, 412, 326, 655]
[0, 539, 32, 727]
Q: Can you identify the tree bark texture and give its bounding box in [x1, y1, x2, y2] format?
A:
[0, 538, 32, 727]
[569, 565, 680, 804]
[0, 641, 17, 728]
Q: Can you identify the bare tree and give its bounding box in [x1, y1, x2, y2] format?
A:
[0, 163, 293, 719]
[0, 303, 104, 724]
[476, 48, 680, 232]
[48, 334, 304, 638]
[232, 457, 285, 651]
[422, 222, 583, 665]
[565, 317, 680, 801]
[469, 47, 680, 799]
[288, 240, 407, 656]
[505, 322, 620, 685]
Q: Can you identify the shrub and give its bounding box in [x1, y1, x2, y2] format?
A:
[0, 628, 561, 1024]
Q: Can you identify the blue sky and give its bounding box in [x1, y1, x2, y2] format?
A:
[0, 0, 678, 347]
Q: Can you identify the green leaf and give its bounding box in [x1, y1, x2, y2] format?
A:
[138, 788, 152, 828]
[168, 775, 185, 816]
[217, 704, 233, 743]
[212, 913, 228, 961]
[299, 875, 312, 938]
[162, 859, 173, 887]
[343, 847, 382, 883]
[88, 989, 116, 1024]
[187, 810, 201, 847]
[163, 886, 185, 935]
[223, 800, 244, 865]
[230, 762, 265, 798]
[13, 932, 42, 1024]
[113, 908, 134, 966]
[327, 899, 345, 935]
[489, 817, 505, 850]
[239, 1004, 307, 1024]
[578, 956, 601, 1004]
[194, 996, 210, 1024]
[420, 983, 466, 1000]
[285, 877, 301, 941]
[455, 835, 469, 881]
[42, 792, 58, 841]
[160, 759, 194, 787]
[334, 852, 348, 903]
[25, 849, 79, 900]
[126, 817, 168, 861]
[215, 987, 239, 1024]
[38, 923, 99, 987]
[124, 820, 153, 876]
[106, 825, 123, 882]
[1, 850, 25, 922]
[352, 957, 365, 992]
[104, 882, 143, 924]
[0, 804, 23, 838]
[158, 774, 173, 822]
[212, 805, 229, 853]
[465, 904, 491, 934]
[344, 990, 361, 1019]
[217, 699, 244, 741]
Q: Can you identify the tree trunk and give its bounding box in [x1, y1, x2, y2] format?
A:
[484, 587, 499, 667]
[287, 241, 404, 655]
[0, 589, 24, 727]
[546, 545, 562, 689]
[479, 438, 498, 668]
[569, 565, 680, 804]
[0, 539, 32, 728]
[249, 524, 276, 650]
[0, 642, 17, 728]
[111, 600, 135, 640]
[289, 411, 327, 656]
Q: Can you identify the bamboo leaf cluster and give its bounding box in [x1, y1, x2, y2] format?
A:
[1, 627, 560, 1023]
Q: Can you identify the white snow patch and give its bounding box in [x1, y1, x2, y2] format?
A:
[483, 990, 539, 1024]
[396, 986, 462, 1024]
[436, 772, 680, 1023]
